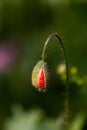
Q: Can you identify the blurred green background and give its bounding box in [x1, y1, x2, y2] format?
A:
[0, 0, 87, 130]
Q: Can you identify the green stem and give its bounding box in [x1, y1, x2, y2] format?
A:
[42, 32, 69, 129]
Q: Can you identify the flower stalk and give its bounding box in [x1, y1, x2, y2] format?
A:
[31, 32, 69, 129]
[41, 32, 69, 129]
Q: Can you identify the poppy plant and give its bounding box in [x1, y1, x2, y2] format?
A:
[31, 32, 69, 129]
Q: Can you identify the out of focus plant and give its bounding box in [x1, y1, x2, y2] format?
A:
[57, 64, 86, 86]
[0, 40, 19, 74]
[3, 105, 56, 130]
[69, 113, 85, 130]
[3, 105, 85, 130]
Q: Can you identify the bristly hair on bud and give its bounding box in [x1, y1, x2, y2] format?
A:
[31, 60, 50, 91]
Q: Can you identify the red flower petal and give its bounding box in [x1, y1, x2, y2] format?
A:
[38, 67, 46, 89]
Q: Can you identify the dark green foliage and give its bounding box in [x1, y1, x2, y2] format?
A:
[0, 0, 87, 130]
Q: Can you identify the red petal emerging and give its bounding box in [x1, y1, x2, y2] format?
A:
[38, 68, 46, 89]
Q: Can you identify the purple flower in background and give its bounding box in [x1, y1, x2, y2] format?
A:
[0, 40, 19, 73]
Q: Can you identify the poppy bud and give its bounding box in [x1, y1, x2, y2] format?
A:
[31, 60, 50, 91]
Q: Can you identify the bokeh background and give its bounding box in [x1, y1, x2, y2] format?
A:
[0, 0, 87, 130]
